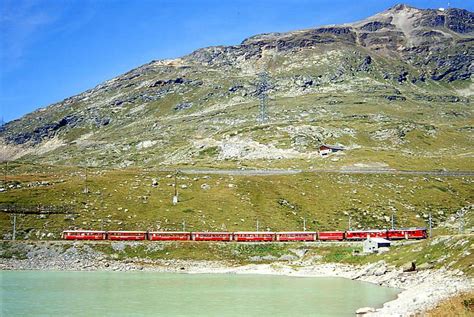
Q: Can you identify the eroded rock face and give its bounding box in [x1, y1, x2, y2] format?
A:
[360, 21, 394, 32]
[446, 9, 474, 33]
[6, 115, 80, 145]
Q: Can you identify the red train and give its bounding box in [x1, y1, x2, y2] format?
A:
[276, 232, 318, 242]
[108, 231, 147, 241]
[387, 228, 427, 240]
[318, 231, 345, 241]
[345, 229, 388, 241]
[192, 232, 233, 241]
[62, 230, 107, 240]
[63, 228, 427, 242]
[149, 231, 191, 241]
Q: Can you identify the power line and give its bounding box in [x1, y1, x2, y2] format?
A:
[12, 213, 16, 241]
[83, 166, 89, 194]
[173, 169, 179, 205]
[428, 213, 432, 238]
[3, 161, 7, 186]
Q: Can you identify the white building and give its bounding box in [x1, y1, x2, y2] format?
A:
[363, 237, 391, 253]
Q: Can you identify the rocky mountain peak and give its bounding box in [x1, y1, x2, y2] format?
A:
[370, 4, 474, 35]
[0, 4, 472, 167]
[388, 3, 416, 12]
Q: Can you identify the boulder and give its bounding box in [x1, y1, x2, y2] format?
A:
[417, 262, 434, 270]
[366, 260, 387, 276]
[357, 55, 372, 71]
[174, 102, 193, 111]
[279, 254, 298, 261]
[374, 264, 387, 276]
[402, 261, 416, 272]
[356, 307, 375, 315]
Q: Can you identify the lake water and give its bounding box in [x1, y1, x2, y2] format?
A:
[1, 271, 400, 316]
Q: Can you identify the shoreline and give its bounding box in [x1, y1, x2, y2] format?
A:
[1, 255, 472, 316]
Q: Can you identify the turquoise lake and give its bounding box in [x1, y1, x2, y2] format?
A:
[1, 271, 400, 316]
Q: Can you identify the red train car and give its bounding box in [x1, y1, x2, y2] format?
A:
[345, 229, 388, 240]
[276, 232, 317, 242]
[148, 231, 191, 241]
[107, 231, 147, 241]
[233, 232, 275, 242]
[62, 230, 107, 240]
[192, 232, 233, 241]
[387, 228, 427, 240]
[318, 231, 345, 241]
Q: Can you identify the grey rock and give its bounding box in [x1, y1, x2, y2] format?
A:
[357, 55, 372, 71]
[200, 183, 211, 190]
[174, 103, 193, 111]
[356, 307, 375, 315]
[417, 262, 434, 270]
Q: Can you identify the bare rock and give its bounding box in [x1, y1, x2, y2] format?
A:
[356, 307, 375, 315]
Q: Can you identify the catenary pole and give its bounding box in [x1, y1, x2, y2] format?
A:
[429, 213, 432, 238]
[12, 214, 16, 241]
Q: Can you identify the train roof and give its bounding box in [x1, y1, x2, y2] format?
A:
[276, 231, 317, 234]
[63, 230, 106, 233]
[233, 231, 276, 234]
[388, 228, 427, 231]
[193, 231, 232, 234]
[347, 230, 386, 233]
[148, 231, 190, 234]
[107, 231, 147, 233]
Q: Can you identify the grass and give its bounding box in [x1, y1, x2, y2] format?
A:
[422, 291, 474, 317]
[312, 235, 474, 276]
[1, 163, 472, 241]
[91, 241, 295, 263]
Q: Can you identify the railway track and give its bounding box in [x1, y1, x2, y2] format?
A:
[172, 168, 474, 177]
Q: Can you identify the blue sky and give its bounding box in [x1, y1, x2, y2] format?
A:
[1, 0, 473, 123]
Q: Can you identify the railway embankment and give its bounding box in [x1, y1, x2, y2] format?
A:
[1, 236, 473, 316]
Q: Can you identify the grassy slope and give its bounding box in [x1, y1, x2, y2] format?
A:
[3, 44, 472, 172]
[1, 162, 472, 240]
[423, 291, 474, 317]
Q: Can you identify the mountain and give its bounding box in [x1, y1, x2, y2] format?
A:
[1, 4, 473, 170]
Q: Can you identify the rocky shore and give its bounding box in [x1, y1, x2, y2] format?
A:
[1, 241, 472, 317]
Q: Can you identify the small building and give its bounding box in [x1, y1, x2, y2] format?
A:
[363, 237, 391, 253]
[319, 144, 345, 157]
